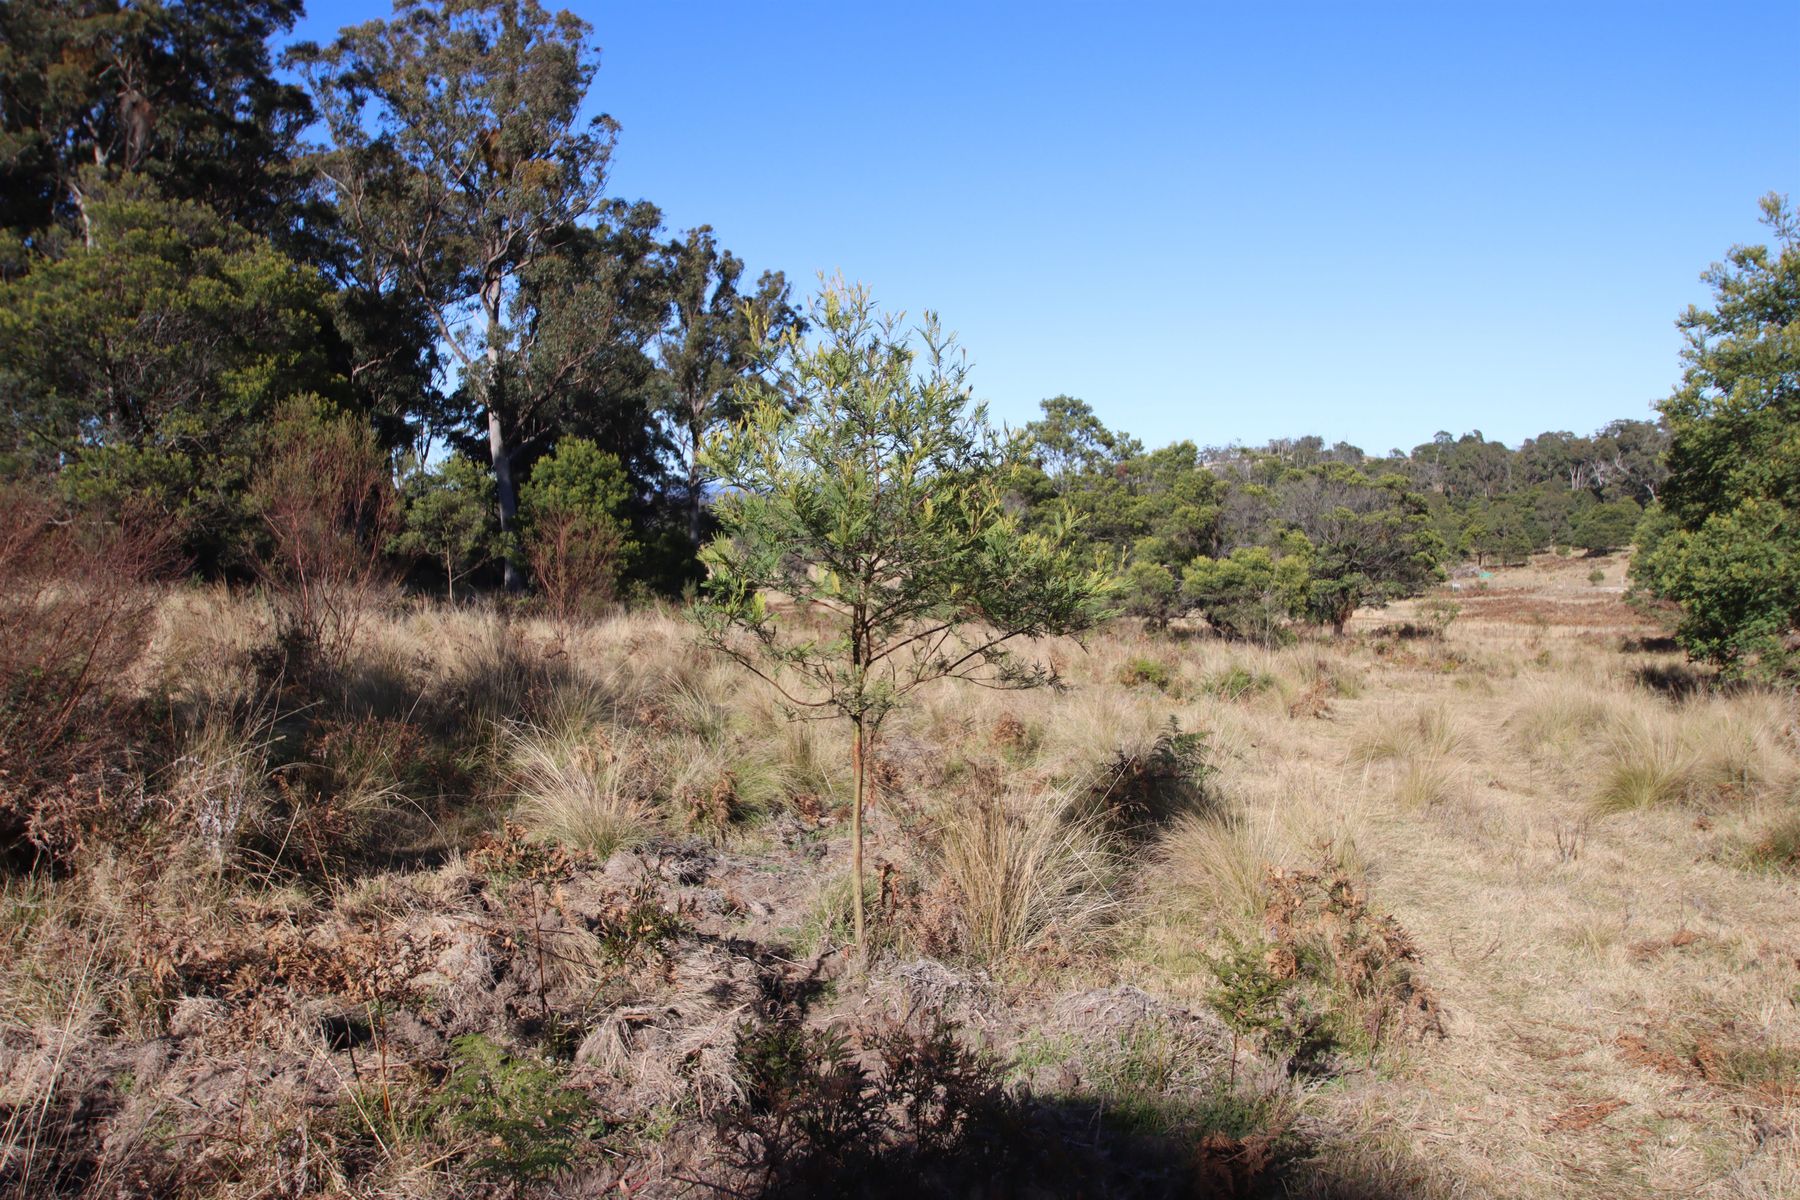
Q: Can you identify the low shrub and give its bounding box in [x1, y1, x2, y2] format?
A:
[1207, 664, 1275, 701]
[1206, 854, 1444, 1071]
[1116, 656, 1176, 694]
[429, 1034, 599, 1192]
[718, 1013, 1022, 1198]
[0, 491, 174, 866]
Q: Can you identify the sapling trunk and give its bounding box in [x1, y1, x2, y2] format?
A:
[850, 716, 866, 950]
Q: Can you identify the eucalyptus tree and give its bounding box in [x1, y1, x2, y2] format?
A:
[288, 0, 620, 586]
[659, 226, 799, 547]
[0, 0, 314, 253]
[1274, 463, 1446, 635]
[694, 281, 1115, 949]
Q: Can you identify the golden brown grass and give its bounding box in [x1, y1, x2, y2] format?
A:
[929, 783, 1118, 963]
[4, 551, 1798, 1198]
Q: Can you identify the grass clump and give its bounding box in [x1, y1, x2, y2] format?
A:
[506, 722, 656, 857]
[931, 786, 1117, 963]
[1207, 664, 1275, 701]
[1349, 704, 1471, 766]
[1746, 809, 1800, 872]
[1117, 656, 1177, 694]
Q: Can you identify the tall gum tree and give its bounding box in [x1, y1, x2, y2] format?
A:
[658, 226, 800, 551]
[288, 0, 615, 587]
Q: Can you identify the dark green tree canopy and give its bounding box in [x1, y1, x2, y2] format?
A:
[0, 183, 341, 563]
[1634, 194, 1800, 678]
[0, 0, 314, 256]
[659, 225, 800, 547]
[289, 0, 624, 582]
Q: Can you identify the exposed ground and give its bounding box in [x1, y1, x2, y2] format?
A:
[2, 553, 1795, 1198]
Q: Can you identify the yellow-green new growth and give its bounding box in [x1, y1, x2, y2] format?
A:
[692, 278, 1116, 949]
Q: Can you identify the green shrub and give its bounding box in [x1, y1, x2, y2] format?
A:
[590, 879, 689, 962]
[429, 1034, 598, 1191]
[1117, 656, 1175, 693]
[1206, 665, 1275, 700]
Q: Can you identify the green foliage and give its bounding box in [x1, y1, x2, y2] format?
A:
[1117, 657, 1175, 693]
[721, 1015, 1012, 1196]
[0, 185, 341, 565]
[289, 1, 640, 583]
[1205, 933, 1317, 1058]
[430, 1034, 596, 1191]
[520, 438, 633, 534]
[519, 437, 636, 616]
[1206, 665, 1276, 700]
[660, 225, 802, 549]
[0, 0, 314, 247]
[1182, 542, 1311, 643]
[1570, 498, 1642, 555]
[1281, 465, 1447, 633]
[590, 879, 689, 963]
[1633, 195, 1800, 682]
[694, 279, 1114, 945]
[392, 454, 502, 600]
[1119, 556, 1181, 630]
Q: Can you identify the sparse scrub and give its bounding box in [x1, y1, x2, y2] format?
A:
[0, 491, 174, 865]
[249, 398, 398, 680]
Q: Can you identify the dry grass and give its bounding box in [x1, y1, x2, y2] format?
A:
[4, 551, 1799, 1198]
[505, 716, 659, 857]
[929, 783, 1118, 963]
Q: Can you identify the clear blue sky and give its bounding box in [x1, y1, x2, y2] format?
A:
[290, 1, 1798, 456]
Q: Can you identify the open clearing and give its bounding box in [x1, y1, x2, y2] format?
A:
[2, 552, 1795, 1198]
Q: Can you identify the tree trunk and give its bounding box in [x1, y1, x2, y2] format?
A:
[850, 716, 866, 951]
[489, 412, 521, 591]
[687, 430, 704, 549]
[482, 275, 522, 591]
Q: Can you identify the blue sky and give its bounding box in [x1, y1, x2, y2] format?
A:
[291, 1, 1798, 456]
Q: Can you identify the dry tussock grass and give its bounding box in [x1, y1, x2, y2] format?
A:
[929, 783, 1118, 963]
[5, 552, 1799, 1198]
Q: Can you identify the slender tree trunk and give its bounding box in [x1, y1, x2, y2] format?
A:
[482, 276, 522, 591]
[850, 715, 866, 951]
[687, 422, 704, 549]
[489, 412, 522, 591]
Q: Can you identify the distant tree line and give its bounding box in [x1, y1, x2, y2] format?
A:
[1004, 399, 1667, 639]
